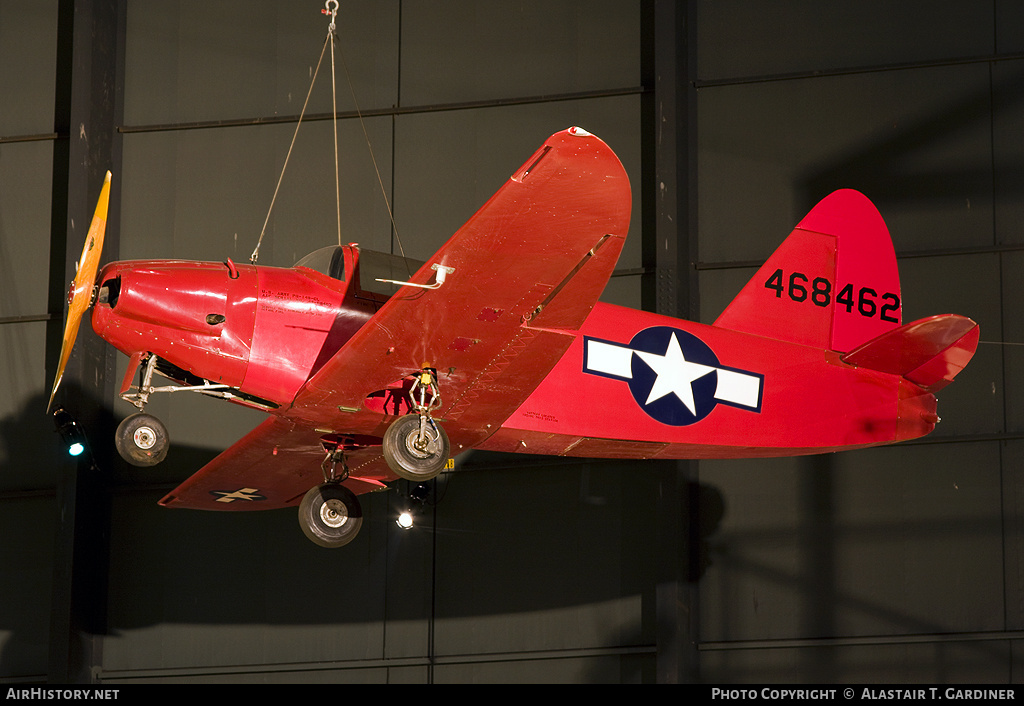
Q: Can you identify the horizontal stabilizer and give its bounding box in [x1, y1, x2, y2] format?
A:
[840, 314, 979, 392]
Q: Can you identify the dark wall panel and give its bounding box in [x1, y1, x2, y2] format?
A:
[1003, 440, 1024, 632]
[0, 322, 57, 488]
[700, 443, 1005, 645]
[0, 496, 55, 678]
[0, 0, 57, 135]
[0, 143, 55, 319]
[432, 463, 656, 657]
[701, 640, 1010, 684]
[697, 0, 993, 81]
[120, 119, 396, 267]
[697, 64, 995, 264]
[0, 145, 56, 480]
[392, 96, 643, 271]
[1003, 253, 1024, 434]
[996, 0, 1024, 55]
[399, 1, 640, 105]
[434, 653, 652, 684]
[100, 490, 400, 677]
[993, 59, 1024, 246]
[123, 1, 400, 125]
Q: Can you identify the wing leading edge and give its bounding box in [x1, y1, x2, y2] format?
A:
[160, 127, 632, 510]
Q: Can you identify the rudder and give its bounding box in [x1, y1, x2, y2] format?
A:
[713, 189, 902, 353]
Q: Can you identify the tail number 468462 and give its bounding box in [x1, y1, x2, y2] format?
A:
[764, 269, 900, 323]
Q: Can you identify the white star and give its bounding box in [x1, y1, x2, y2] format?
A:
[634, 333, 717, 415]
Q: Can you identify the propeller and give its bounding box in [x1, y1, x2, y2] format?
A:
[47, 171, 111, 414]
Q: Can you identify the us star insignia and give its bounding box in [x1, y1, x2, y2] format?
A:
[211, 487, 266, 503]
[583, 326, 763, 426]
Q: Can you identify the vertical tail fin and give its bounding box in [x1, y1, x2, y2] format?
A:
[713, 189, 901, 353]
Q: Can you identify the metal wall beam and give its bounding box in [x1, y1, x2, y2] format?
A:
[642, 0, 700, 684]
[47, 0, 125, 684]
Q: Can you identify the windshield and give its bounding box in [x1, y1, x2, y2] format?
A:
[294, 246, 347, 281]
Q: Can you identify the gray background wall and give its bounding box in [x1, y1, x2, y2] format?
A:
[0, 0, 1020, 684]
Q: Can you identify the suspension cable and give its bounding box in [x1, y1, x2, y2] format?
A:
[251, 2, 343, 264]
[335, 38, 409, 261]
[252, 0, 405, 265]
[250, 30, 330, 265]
[327, 2, 342, 247]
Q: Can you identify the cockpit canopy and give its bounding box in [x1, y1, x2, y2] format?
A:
[294, 245, 425, 297]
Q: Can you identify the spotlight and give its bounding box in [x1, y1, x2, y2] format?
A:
[396, 511, 415, 530]
[52, 407, 88, 458]
[409, 482, 430, 502]
[395, 481, 434, 531]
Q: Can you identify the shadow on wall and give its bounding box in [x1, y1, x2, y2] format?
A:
[700, 452, 1009, 683]
[1, 381, 707, 680]
[0, 381, 230, 679]
[798, 63, 1024, 226]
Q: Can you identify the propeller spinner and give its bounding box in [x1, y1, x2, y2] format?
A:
[47, 171, 111, 413]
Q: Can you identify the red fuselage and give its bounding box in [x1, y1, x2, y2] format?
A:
[91, 255, 940, 459]
[92, 254, 377, 408]
[479, 301, 940, 458]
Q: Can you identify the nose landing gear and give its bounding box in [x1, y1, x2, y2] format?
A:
[115, 412, 169, 467]
[114, 353, 170, 467]
[113, 352, 238, 467]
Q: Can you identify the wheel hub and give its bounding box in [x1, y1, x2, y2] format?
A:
[405, 428, 437, 459]
[319, 498, 349, 528]
[133, 426, 157, 450]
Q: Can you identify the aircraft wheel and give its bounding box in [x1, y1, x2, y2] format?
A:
[115, 413, 169, 466]
[382, 414, 450, 481]
[298, 483, 363, 548]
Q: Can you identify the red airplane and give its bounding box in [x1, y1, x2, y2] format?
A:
[49, 127, 980, 548]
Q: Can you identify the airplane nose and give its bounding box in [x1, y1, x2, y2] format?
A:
[89, 260, 258, 390]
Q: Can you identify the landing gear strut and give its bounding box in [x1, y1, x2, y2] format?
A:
[115, 354, 170, 466]
[382, 368, 450, 481]
[113, 352, 234, 467]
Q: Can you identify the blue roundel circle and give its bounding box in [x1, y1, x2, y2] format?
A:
[627, 327, 721, 426]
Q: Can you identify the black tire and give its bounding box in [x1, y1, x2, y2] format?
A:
[382, 414, 450, 481]
[298, 483, 363, 548]
[115, 413, 169, 466]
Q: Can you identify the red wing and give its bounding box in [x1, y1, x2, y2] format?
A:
[160, 127, 631, 510]
[285, 127, 631, 449]
[158, 417, 391, 510]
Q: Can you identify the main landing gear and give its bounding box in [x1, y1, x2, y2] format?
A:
[297, 368, 451, 549]
[298, 483, 363, 549]
[382, 368, 450, 482]
[298, 441, 363, 548]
